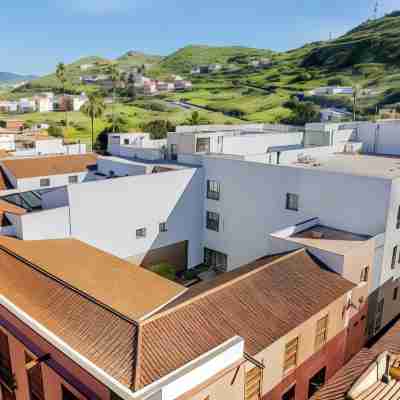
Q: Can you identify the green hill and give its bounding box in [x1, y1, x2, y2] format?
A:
[116, 51, 163, 70]
[302, 11, 400, 69]
[151, 45, 273, 75]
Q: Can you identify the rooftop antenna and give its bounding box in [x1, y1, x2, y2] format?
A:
[374, 0, 379, 20]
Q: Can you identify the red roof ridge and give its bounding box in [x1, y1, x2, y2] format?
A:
[141, 248, 306, 325]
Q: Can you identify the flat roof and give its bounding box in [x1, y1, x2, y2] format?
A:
[0, 237, 186, 321]
[1, 154, 97, 179]
[288, 154, 400, 179]
[275, 225, 371, 255]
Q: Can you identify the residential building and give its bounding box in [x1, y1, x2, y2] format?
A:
[311, 317, 400, 400]
[18, 98, 36, 113]
[0, 154, 96, 192]
[0, 236, 357, 400]
[34, 95, 53, 113]
[0, 101, 18, 113]
[4, 120, 24, 131]
[107, 132, 166, 160]
[320, 108, 352, 122]
[72, 94, 88, 112]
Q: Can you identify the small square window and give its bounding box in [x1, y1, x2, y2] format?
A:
[159, 222, 168, 233]
[40, 178, 50, 187]
[207, 180, 220, 201]
[206, 211, 220, 232]
[68, 175, 78, 184]
[124, 138, 130, 145]
[286, 193, 299, 211]
[136, 228, 146, 239]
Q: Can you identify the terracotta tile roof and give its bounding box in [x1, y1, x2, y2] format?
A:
[0, 237, 186, 321]
[0, 244, 354, 392]
[311, 318, 400, 400]
[1, 154, 97, 179]
[0, 199, 26, 216]
[136, 250, 354, 389]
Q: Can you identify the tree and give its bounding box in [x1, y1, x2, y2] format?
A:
[142, 120, 175, 139]
[56, 62, 69, 130]
[108, 64, 121, 132]
[127, 73, 137, 101]
[105, 113, 128, 133]
[81, 93, 106, 151]
[48, 124, 64, 138]
[283, 100, 321, 125]
[186, 111, 202, 125]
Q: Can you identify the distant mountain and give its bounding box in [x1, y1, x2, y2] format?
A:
[0, 72, 37, 83]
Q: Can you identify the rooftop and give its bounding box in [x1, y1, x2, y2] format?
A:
[0, 245, 354, 391]
[289, 153, 400, 179]
[1, 154, 97, 179]
[0, 237, 186, 321]
[287, 225, 371, 255]
[311, 318, 400, 400]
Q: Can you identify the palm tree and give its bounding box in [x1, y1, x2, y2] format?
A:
[56, 62, 68, 129]
[81, 93, 106, 151]
[108, 64, 120, 132]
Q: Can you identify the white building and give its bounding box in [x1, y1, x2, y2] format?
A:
[320, 108, 352, 122]
[34, 96, 53, 113]
[72, 93, 88, 111]
[18, 98, 36, 113]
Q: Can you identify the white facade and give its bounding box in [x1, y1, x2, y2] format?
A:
[0, 135, 16, 151]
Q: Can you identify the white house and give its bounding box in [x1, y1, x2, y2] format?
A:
[320, 108, 352, 122]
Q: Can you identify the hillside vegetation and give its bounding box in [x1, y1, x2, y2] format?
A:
[8, 11, 400, 125]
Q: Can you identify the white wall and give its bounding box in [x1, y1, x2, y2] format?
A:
[97, 158, 148, 177]
[16, 171, 87, 192]
[35, 139, 64, 155]
[18, 207, 70, 240]
[67, 168, 204, 268]
[222, 132, 303, 155]
[202, 156, 390, 270]
[119, 146, 164, 161]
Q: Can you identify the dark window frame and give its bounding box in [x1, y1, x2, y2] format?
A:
[397, 206, 400, 229]
[204, 247, 228, 271]
[136, 228, 147, 239]
[286, 193, 299, 211]
[392, 246, 398, 269]
[159, 222, 168, 233]
[206, 211, 220, 232]
[207, 180, 220, 201]
[39, 178, 50, 188]
[68, 175, 78, 184]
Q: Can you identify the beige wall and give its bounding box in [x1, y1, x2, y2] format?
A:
[246, 293, 350, 396]
[186, 362, 245, 400]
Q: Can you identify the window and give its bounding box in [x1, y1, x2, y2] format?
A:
[206, 211, 220, 232]
[196, 137, 210, 153]
[284, 337, 299, 373]
[397, 206, 400, 229]
[39, 178, 50, 187]
[68, 175, 78, 184]
[394, 287, 399, 301]
[308, 367, 326, 399]
[25, 353, 44, 400]
[159, 222, 168, 233]
[315, 315, 329, 350]
[245, 367, 262, 400]
[170, 144, 178, 161]
[360, 266, 369, 283]
[286, 193, 299, 211]
[136, 228, 146, 239]
[207, 180, 220, 201]
[204, 248, 228, 272]
[62, 386, 79, 400]
[123, 138, 129, 145]
[282, 385, 296, 400]
[392, 246, 398, 269]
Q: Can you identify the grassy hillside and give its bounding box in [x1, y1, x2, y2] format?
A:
[150, 45, 273, 75]
[7, 11, 400, 125]
[302, 11, 400, 69]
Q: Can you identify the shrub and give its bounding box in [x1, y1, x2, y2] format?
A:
[47, 124, 64, 138]
[150, 263, 177, 281]
[141, 119, 175, 139]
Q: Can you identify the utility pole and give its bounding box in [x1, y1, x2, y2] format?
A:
[353, 87, 358, 121]
[374, 1, 379, 20]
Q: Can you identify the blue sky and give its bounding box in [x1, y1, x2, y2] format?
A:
[1, 0, 399, 75]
